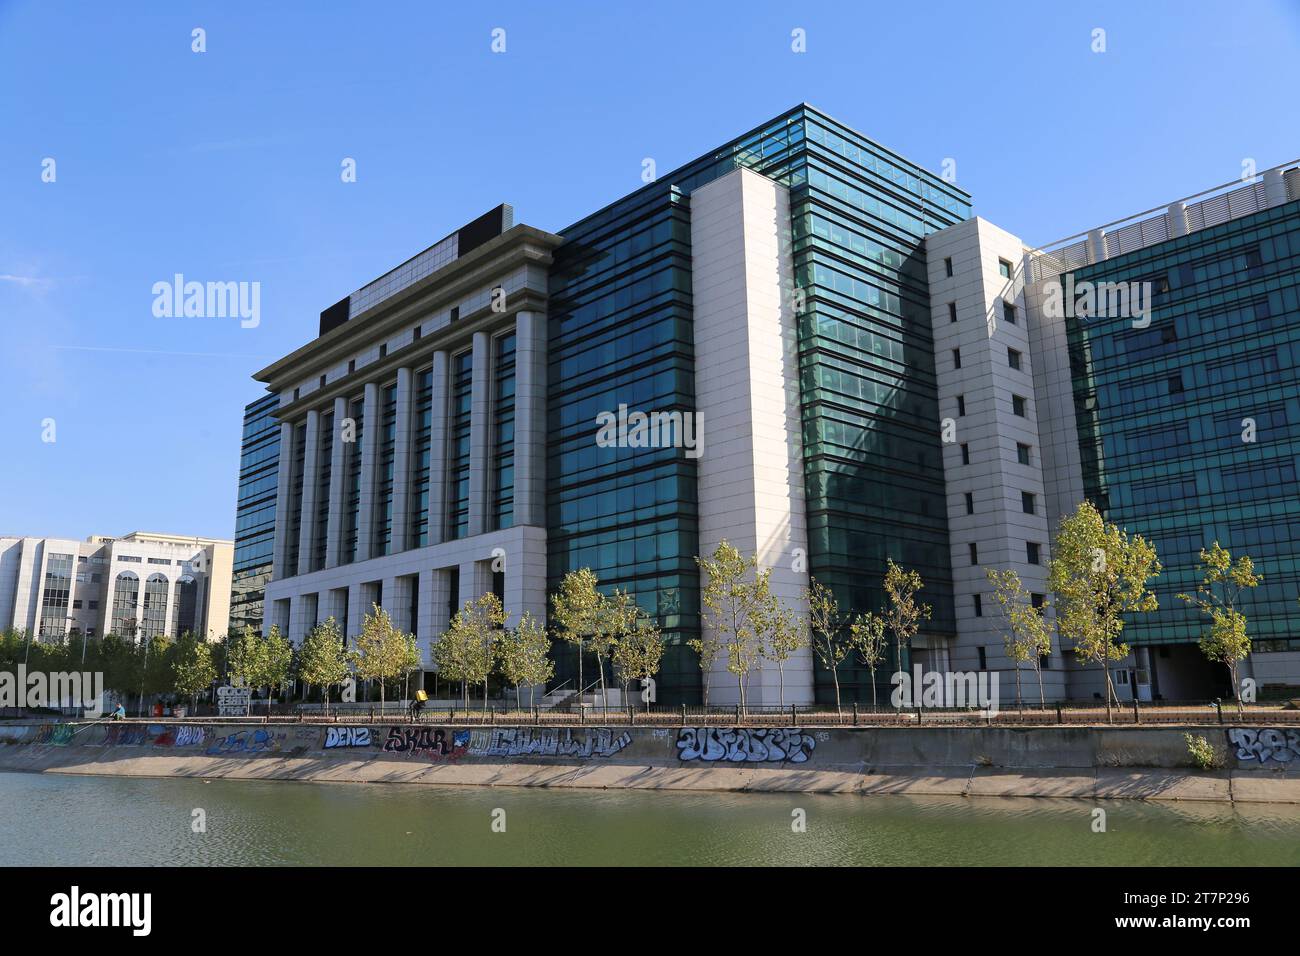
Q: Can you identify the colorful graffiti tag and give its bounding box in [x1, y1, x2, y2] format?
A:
[381, 727, 470, 760]
[468, 727, 632, 759]
[33, 724, 77, 747]
[1227, 728, 1300, 765]
[206, 729, 283, 755]
[676, 727, 816, 764]
[324, 727, 371, 749]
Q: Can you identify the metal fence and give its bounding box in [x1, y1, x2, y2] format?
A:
[64, 698, 1300, 728]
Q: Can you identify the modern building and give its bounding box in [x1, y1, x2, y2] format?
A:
[228, 393, 281, 637]
[249, 103, 1300, 705]
[0, 531, 233, 642]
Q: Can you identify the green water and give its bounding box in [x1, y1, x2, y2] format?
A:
[2, 771, 1297, 866]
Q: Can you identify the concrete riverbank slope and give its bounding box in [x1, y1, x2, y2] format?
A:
[1, 722, 1297, 802]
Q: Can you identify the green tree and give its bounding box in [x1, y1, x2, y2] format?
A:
[227, 625, 268, 695]
[883, 559, 931, 710]
[497, 611, 555, 709]
[297, 617, 352, 714]
[172, 632, 217, 713]
[1048, 500, 1160, 721]
[697, 541, 768, 715]
[551, 568, 602, 705]
[353, 605, 415, 714]
[611, 604, 665, 708]
[756, 590, 805, 708]
[99, 633, 141, 713]
[849, 611, 888, 708]
[434, 593, 503, 712]
[1179, 542, 1260, 714]
[139, 634, 175, 716]
[806, 577, 852, 713]
[987, 568, 1054, 709]
[261, 626, 294, 715]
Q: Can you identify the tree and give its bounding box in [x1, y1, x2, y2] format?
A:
[849, 611, 888, 708]
[434, 593, 503, 712]
[590, 587, 635, 709]
[611, 605, 665, 708]
[497, 611, 555, 709]
[986, 568, 1054, 709]
[139, 634, 175, 716]
[172, 632, 217, 713]
[353, 605, 416, 714]
[99, 633, 141, 713]
[883, 559, 931, 710]
[551, 568, 601, 705]
[297, 617, 352, 714]
[697, 541, 768, 715]
[1048, 500, 1160, 722]
[261, 626, 293, 715]
[756, 590, 804, 708]
[806, 577, 852, 713]
[227, 625, 268, 696]
[1179, 542, 1260, 714]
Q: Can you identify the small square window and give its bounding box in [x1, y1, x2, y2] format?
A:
[1031, 592, 1045, 609]
[1022, 491, 1036, 514]
[948, 301, 957, 323]
[1003, 301, 1017, 325]
[961, 443, 970, 465]
[965, 491, 974, 515]
[1008, 347, 1021, 370]
[1017, 443, 1031, 465]
[1168, 374, 1184, 394]
[1012, 394, 1027, 417]
[945, 257, 953, 277]
[953, 348, 962, 370]
[999, 258, 1012, 279]
[1026, 542, 1041, 565]
[969, 542, 979, 565]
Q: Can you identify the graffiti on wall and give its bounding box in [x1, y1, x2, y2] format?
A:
[206, 729, 283, 755]
[33, 724, 77, 747]
[676, 727, 816, 764]
[324, 727, 371, 749]
[1227, 728, 1300, 765]
[468, 728, 632, 759]
[381, 727, 470, 760]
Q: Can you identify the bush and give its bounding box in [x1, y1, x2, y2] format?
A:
[1184, 733, 1224, 771]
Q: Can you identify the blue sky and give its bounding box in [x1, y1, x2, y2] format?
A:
[2, 0, 1298, 541]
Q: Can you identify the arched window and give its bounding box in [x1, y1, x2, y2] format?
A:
[110, 572, 139, 637]
[172, 575, 198, 636]
[141, 573, 169, 639]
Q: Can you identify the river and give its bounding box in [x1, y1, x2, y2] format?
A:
[2, 771, 1297, 866]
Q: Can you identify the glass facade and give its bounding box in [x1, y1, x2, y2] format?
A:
[229, 393, 280, 637]
[492, 330, 516, 530]
[446, 350, 473, 540]
[409, 366, 434, 547]
[312, 410, 333, 571]
[284, 421, 307, 574]
[172, 574, 198, 636]
[341, 394, 364, 563]
[110, 571, 139, 637]
[38, 552, 74, 638]
[141, 573, 169, 639]
[1068, 198, 1300, 649]
[372, 382, 398, 557]
[546, 105, 969, 703]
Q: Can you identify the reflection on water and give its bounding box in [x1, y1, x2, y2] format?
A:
[1, 771, 1297, 867]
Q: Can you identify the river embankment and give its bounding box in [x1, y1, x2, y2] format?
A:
[0, 720, 1296, 803]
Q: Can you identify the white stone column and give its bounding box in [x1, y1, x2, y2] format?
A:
[296, 409, 321, 576]
[345, 582, 367, 641]
[324, 396, 349, 568]
[689, 167, 811, 707]
[389, 367, 415, 553]
[460, 558, 492, 606]
[355, 382, 381, 561]
[467, 331, 492, 537]
[514, 311, 547, 527]
[271, 420, 295, 579]
[426, 350, 450, 545]
[417, 568, 453, 668]
[382, 574, 415, 636]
